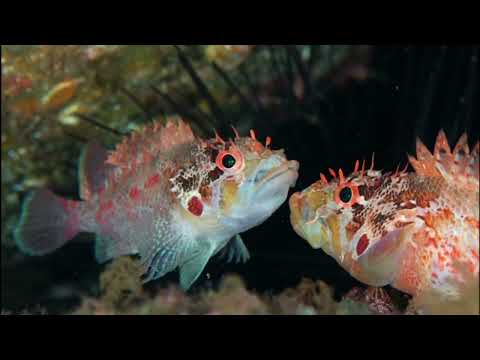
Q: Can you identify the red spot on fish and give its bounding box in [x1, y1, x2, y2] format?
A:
[100, 200, 114, 212]
[187, 196, 203, 216]
[471, 249, 479, 260]
[427, 237, 438, 248]
[356, 234, 370, 256]
[97, 185, 105, 197]
[96, 200, 114, 225]
[465, 217, 479, 229]
[145, 173, 161, 189]
[437, 252, 446, 264]
[451, 246, 461, 260]
[129, 186, 141, 201]
[59, 198, 78, 212]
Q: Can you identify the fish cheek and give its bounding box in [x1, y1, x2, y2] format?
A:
[220, 179, 239, 213]
[327, 215, 342, 259]
[357, 226, 412, 287]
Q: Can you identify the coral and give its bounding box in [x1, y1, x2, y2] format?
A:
[199, 275, 269, 315]
[336, 299, 376, 315]
[339, 287, 403, 315]
[73, 298, 117, 315]
[68, 272, 341, 315]
[1, 306, 47, 315]
[270, 278, 337, 315]
[98, 256, 144, 310]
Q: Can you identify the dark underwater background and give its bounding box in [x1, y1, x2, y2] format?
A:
[1, 45, 478, 314]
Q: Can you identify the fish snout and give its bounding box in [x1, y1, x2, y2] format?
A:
[287, 160, 300, 187]
[289, 191, 307, 233]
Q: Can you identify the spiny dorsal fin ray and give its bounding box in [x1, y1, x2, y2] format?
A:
[410, 130, 479, 190]
[106, 116, 195, 170]
[469, 141, 479, 180]
[413, 137, 439, 176]
[433, 129, 453, 164]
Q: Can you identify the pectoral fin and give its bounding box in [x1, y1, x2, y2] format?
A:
[179, 244, 214, 290]
[218, 234, 251, 264]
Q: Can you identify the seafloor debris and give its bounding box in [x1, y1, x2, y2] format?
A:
[99, 256, 144, 310]
[339, 287, 402, 315]
[72, 272, 336, 315]
[270, 278, 336, 315]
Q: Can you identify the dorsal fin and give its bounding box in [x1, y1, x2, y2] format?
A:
[79, 141, 113, 200]
[106, 116, 196, 170]
[409, 130, 479, 190]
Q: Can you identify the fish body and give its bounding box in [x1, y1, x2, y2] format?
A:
[16, 118, 299, 290]
[289, 131, 479, 313]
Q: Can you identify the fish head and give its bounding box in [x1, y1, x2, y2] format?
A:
[170, 128, 299, 237]
[289, 165, 414, 287]
[210, 130, 299, 233]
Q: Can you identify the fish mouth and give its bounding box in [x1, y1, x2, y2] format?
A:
[289, 191, 327, 250]
[256, 160, 299, 188]
[289, 192, 307, 235]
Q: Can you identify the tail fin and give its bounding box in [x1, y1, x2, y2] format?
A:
[15, 189, 82, 256]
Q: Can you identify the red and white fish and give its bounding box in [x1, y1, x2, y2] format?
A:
[289, 131, 479, 313]
[16, 117, 299, 290]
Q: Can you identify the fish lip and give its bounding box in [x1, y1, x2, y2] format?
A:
[257, 160, 299, 188]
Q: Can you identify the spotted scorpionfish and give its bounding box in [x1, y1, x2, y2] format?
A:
[289, 131, 479, 313]
[15, 118, 299, 290]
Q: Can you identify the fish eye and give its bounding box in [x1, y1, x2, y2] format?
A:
[339, 186, 352, 203]
[216, 149, 244, 173]
[334, 183, 359, 208]
[222, 154, 236, 169]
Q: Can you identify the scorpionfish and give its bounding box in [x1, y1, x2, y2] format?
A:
[289, 131, 479, 313]
[15, 117, 299, 290]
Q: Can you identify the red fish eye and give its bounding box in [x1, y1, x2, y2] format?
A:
[356, 234, 370, 256]
[216, 149, 244, 172]
[335, 182, 359, 208]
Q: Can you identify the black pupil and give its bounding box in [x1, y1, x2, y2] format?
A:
[222, 154, 236, 169]
[339, 186, 352, 203]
